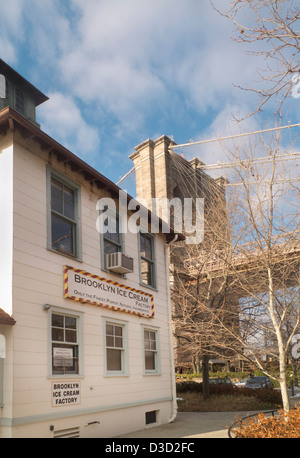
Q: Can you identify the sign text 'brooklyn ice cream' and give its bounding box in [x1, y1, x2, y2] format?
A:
[64, 266, 154, 318]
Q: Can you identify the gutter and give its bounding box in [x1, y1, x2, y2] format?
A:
[165, 234, 179, 423]
[0, 107, 184, 244]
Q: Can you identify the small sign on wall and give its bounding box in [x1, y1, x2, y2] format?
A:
[53, 348, 73, 367]
[52, 381, 81, 407]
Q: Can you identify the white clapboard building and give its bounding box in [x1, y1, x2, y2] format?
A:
[0, 59, 182, 438]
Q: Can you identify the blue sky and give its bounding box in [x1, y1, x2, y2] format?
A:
[1, 0, 299, 196]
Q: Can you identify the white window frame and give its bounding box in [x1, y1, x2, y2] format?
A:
[138, 231, 157, 290]
[46, 165, 82, 261]
[47, 306, 84, 378]
[100, 209, 125, 273]
[103, 317, 128, 377]
[142, 325, 161, 375]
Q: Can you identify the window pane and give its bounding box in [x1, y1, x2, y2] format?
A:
[114, 337, 123, 348]
[106, 336, 114, 347]
[65, 329, 77, 343]
[144, 331, 151, 350]
[145, 330, 156, 349]
[141, 259, 152, 285]
[114, 326, 122, 337]
[140, 234, 145, 255]
[103, 216, 120, 243]
[65, 316, 76, 329]
[104, 240, 119, 256]
[140, 234, 152, 260]
[107, 349, 122, 371]
[51, 213, 74, 255]
[51, 178, 63, 197]
[106, 324, 113, 336]
[64, 201, 75, 220]
[52, 344, 78, 375]
[51, 194, 63, 214]
[52, 314, 64, 328]
[52, 328, 64, 342]
[145, 237, 152, 259]
[149, 332, 156, 349]
[64, 186, 74, 204]
[145, 351, 155, 370]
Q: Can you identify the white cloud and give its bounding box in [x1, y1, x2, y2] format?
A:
[0, 0, 25, 63]
[0, 38, 17, 64]
[38, 92, 100, 159]
[1, 0, 293, 178]
[58, 0, 259, 127]
[1, 0, 268, 133]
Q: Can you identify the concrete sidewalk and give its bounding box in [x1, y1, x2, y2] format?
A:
[118, 391, 300, 439]
[118, 411, 256, 439]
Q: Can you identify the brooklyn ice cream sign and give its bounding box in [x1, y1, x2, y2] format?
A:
[64, 266, 154, 318]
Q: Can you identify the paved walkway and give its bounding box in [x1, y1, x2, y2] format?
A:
[118, 411, 256, 439]
[118, 390, 300, 439]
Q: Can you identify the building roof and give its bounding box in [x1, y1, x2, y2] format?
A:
[0, 308, 16, 326]
[0, 59, 49, 107]
[0, 106, 184, 243]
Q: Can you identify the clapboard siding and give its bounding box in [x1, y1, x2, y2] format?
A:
[2, 137, 175, 436]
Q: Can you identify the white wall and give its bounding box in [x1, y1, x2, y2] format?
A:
[0, 140, 13, 316]
[5, 136, 175, 437]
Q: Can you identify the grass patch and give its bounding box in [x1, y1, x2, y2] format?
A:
[177, 392, 280, 412]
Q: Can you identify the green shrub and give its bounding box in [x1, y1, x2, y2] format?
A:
[176, 381, 202, 394]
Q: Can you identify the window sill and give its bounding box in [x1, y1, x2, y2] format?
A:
[140, 282, 158, 292]
[47, 247, 83, 263]
[48, 374, 84, 379]
[143, 372, 161, 376]
[103, 373, 129, 378]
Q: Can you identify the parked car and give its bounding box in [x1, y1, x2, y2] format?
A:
[244, 376, 274, 390]
[209, 377, 232, 385]
[234, 378, 250, 388]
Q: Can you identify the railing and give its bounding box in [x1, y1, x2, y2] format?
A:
[228, 409, 279, 438]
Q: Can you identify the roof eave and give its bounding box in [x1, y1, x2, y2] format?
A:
[0, 107, 185, 242]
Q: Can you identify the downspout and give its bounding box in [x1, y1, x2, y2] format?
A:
[165, 234, 178, 423]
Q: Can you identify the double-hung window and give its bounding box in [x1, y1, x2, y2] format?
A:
[102, 213, 123, 270]
[51, 312, 80, 376]
[143, 327, 160, 374]
[139, 232, 156, 288]
[104, 319, 128, 375]
[47, 167, 81, 259]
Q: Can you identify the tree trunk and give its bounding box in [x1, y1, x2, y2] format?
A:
[268, 268, 290, 412]
[202, 355, 210, 401]
[279, 353, 290, 413]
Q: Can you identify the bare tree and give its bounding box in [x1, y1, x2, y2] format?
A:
[171, 177, 241, 401]
[171, 128, 300, 411]
[211, 0, 300, 117]
[212, 129, 300, 411]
